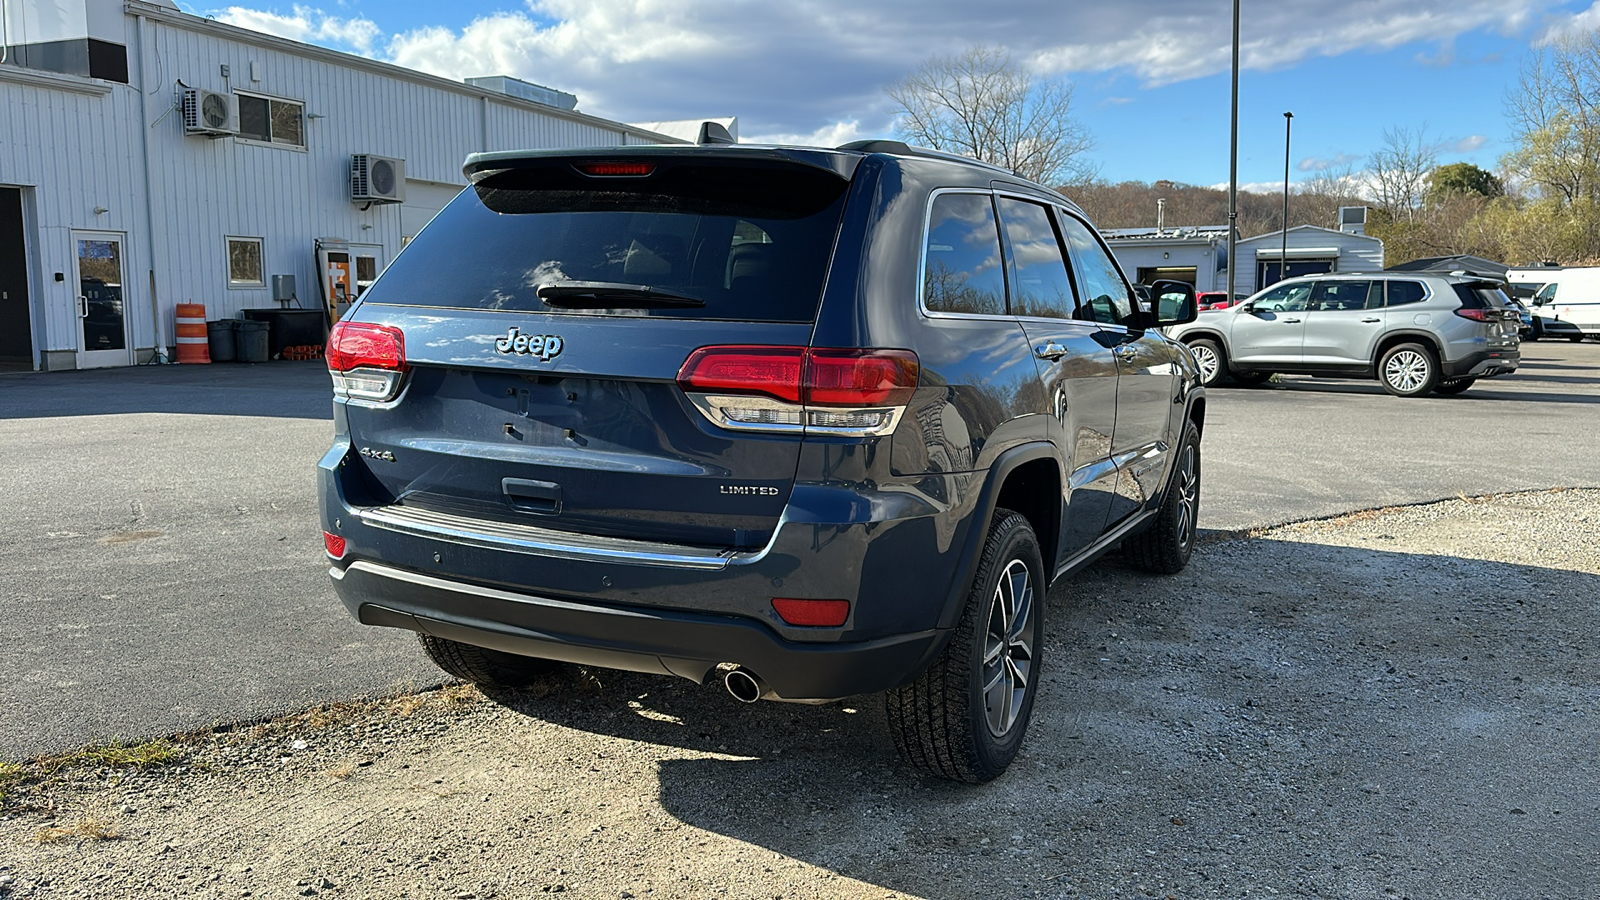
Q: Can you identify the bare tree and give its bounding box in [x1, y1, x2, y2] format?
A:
[1367, 126, 1438, 223]
[888, 45, 1095, 185]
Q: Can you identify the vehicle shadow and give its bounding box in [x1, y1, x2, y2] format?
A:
[477, 536, 1600, 899]
[1241, 379, 1600, 404]
[0, 362, 334, 420]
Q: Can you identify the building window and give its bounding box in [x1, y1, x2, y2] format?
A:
[236, 93, 305, 148]
[227, 237, 265, 287]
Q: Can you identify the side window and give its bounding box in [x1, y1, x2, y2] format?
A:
[1386, 280, 1427, 307]
[1057, 213, 1136, 326]
[996, 197, 1077, 319]
[923, 193, 1006, 316]
[1250, 282, 1312, 312]
[1534, 282, 1558, 302]
[1310, 280, 1373, 311]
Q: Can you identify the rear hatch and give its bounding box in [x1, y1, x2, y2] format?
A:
[336, 150, 855, 550]
[1452, 281, 1523, 345]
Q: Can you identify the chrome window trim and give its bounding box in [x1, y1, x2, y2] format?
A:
[916, 187, 1010, 322]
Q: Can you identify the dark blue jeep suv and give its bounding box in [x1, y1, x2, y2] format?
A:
[319, 138, 1204, 782]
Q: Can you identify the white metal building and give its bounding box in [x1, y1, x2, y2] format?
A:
[1234, 223, 1385, 296]
[1101, 226, 1232, 291]
[0, 0, 680, 370]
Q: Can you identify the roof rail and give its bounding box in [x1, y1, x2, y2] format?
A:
[836, 139, 1017, 176]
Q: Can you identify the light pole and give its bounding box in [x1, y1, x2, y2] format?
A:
[1280, 111, 1293, 286]
[1226, 0, 1240, 301]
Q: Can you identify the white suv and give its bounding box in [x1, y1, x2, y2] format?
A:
[1167, 273, 1521, 397]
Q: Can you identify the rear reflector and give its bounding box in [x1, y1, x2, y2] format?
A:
[323, 531, 346, 559]
[327, 322, 407, 373]
[576, 161, 656, 177]
[772, 598, 850, 627]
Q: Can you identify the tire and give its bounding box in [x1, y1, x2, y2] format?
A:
[1378, 342, 1441, 397]
[1529, 318, 1544, 341]
[1124, 420, 1200, 575]
[1434, 377, 1477, 395]
[417, 634, 562, 688]
[1186, 338, 1227, 387]
[1570, 333, 1587, 343]
[1231, 370, 1272, 386]
[887, 510, 1044, 783]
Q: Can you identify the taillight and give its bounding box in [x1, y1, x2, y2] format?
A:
[328, 322, 407, 402]
[1454, 307, 1510, 323]
[772, 598, 850, 627]
[677, 346, 920, 436]
[323, 531, 346, 560]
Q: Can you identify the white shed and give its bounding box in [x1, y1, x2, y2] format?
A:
[0, 0, 686, 370]
[1235, 225, 1384, 296]
[1101, 226, 1232, 291]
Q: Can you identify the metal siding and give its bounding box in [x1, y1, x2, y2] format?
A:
[1235, 228, 1386, 296]
[5, 7, 668, 366]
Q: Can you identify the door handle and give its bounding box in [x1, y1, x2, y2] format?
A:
[78, 295, 89, 318]
[1113, 345, 1138, 360]
[502, 477, 561, 515]
[1361, 317, 1381, 323]
[1282, 317, 1302, 323]
[1033, 341, 1067, 361]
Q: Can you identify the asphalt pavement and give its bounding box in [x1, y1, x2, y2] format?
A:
[1, 343, 1596, 759]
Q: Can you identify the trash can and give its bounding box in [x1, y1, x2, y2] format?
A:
[236, 319, 271, 363]
[206, 320, 237, 362]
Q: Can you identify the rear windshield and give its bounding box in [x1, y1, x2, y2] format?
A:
[1452, 283, 1513, 308]
[361, 163, 850, 321]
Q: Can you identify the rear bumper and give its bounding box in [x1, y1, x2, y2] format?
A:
[1443, 347, 1520, 379]
[333, 560, 947, 700]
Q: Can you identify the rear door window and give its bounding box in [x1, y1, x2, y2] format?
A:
[923, 192, 1007, 315]
[359, 163, 849, 322]
[995, 197, 1077, 319]
[1310, 280, 1376, 311]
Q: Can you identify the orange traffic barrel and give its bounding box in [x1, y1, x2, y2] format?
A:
[175, 303, 211, 364]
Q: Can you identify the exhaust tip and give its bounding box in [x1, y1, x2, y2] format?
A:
[724, 667, 765, 704]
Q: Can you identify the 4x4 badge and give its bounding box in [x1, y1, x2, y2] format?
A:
[495, 327, 564, 361]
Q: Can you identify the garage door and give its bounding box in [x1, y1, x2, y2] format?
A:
[401, 180, 466, 246]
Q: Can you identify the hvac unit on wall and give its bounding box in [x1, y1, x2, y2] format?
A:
[181, 88, 240, 137]
[351, 155, 406, 204]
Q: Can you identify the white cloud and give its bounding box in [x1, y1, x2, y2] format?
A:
[1298, 152, 1362, 172]
[1535, 1, 1600, 44]
[215, 5, 380, 55]
[1447, 134, 1490, 153]
[744, 120, 868, 148]
[207, 0, 1556, 145]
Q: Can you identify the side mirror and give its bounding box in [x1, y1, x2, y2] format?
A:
[1148, 279, 1198, 327]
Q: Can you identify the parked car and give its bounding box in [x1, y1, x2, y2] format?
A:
[1167, 272, 1521, 396]
[1503, 295, 1535, 338]
[1196, 291, 1248, 311]
[319, 138, 1205, 783]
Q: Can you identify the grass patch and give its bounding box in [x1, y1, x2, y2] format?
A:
[35, 818, 120, 843]
[0, 762, 23, 804]
[38, 740, 184, 776]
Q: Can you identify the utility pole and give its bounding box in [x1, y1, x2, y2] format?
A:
[1226, 0, 1240, 300]
[1280, 111, 1293, 286]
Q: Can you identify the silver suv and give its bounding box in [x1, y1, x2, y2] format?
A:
[1168, 273, 1521, 397]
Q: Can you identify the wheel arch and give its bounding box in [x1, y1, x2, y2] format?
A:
[1372, 330, 1443, 376]
[936, 443, 1062, 630]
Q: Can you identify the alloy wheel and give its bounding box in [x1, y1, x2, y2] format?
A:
[1174, 443, 1198, 553]
[983, 559, 1036, 738]
[1384, 350, 1429, 392]
[1190, 344, 1220, 384]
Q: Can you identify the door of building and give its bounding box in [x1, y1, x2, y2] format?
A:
[0, 188, 32, 369]
[72, 231, 133, 368]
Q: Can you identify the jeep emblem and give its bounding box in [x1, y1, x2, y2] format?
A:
[495, 327, 563, 361]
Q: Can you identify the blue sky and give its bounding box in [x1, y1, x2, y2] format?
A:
[198, 0, 1600, 191]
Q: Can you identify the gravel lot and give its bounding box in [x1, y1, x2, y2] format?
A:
[3, 489, 1596, 900]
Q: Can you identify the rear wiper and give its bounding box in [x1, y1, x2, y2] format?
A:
[535, 281, 706, 309]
